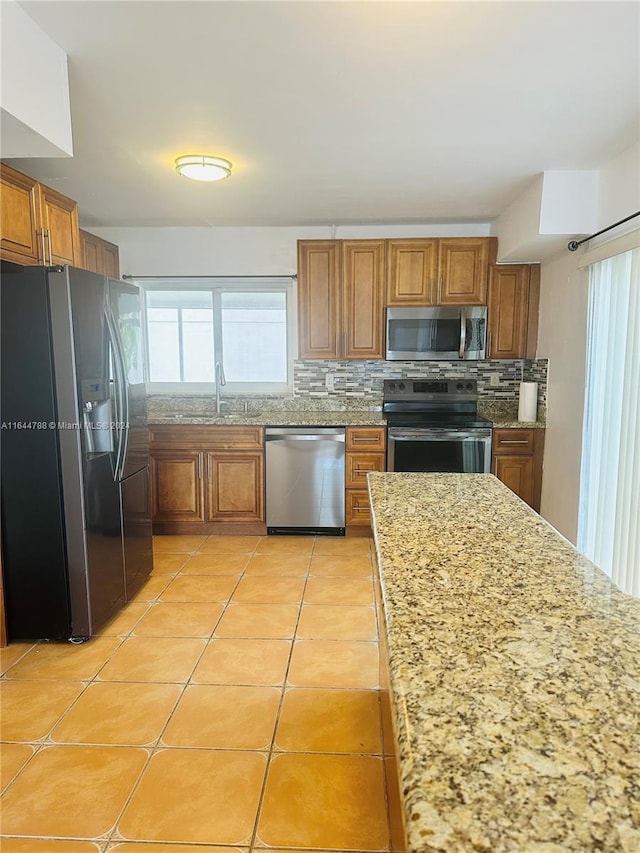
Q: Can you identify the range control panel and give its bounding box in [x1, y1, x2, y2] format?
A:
[383, 378, 478, 401]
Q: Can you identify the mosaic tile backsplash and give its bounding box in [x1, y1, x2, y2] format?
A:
[293, 358, 548, 408]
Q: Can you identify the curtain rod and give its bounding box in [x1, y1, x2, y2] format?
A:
[121, 274, 297, 280]
[568, 211, 640, 251]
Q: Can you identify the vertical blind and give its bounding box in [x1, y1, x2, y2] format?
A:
[578, 247, 640, 597]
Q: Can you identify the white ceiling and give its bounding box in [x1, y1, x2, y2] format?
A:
[6, 0, 640, 228]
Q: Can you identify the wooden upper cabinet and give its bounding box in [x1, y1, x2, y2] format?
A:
[342, 240, 385, 359]
[0, 164, 39, 264]
[488, 264, 540, 359]
[80, 228, 121, 278]
[80, 228, 102, 272]
[437, 237, 496, 305]
[298, 240, 341, 358]
[386, 239, 438, 305]
[38, 184, 80, 266]
[102, 239, 120, 278]
[0, 164, 80, 266]
[297, 239, 385, 360]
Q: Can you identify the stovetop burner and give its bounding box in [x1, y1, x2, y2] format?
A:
[382, 378, 493, 428]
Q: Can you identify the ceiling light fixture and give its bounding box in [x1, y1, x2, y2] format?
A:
[174, 155, 232, 182]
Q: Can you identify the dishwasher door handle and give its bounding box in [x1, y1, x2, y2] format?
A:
[265, 434, 345, 442]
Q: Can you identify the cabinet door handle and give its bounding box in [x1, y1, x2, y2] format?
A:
[486, 329, 492, 359]
[39, 229, 47, 263]
[499, 440, 529, 445]
[46, 230, 53, 265]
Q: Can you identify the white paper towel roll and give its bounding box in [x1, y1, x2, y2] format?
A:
[518, 382, 538, 422]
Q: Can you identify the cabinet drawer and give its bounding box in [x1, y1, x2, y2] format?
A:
[346, 489, 372, 526]
[345, 452, 386, 488]
[150, 424, 264, 450]
[492, 428, 535, 455]
[346, 427, 386, 452]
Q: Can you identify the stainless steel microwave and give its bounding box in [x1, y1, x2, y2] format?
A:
[385, 306, 487, 360]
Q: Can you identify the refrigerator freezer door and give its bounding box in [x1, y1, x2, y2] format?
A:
[0, 267, 72, 640]
[51, 267, 127, 636]
[121, 466, 153, 599]
[109, 279, 149, 480]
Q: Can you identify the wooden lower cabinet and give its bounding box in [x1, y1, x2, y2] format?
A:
[345, 427, 386, 529]
[150, 426, 265, 534]
[492, 428, 545, 511]
[206, 452, 264, 522]
[150, 451, 205, 524]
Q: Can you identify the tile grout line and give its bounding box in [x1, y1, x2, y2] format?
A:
[247, 536, 385, 852]
[247, 536, 316, 850]
[105, 535, 261, 846]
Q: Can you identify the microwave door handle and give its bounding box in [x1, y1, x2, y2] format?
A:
[459, 309, 467, 359]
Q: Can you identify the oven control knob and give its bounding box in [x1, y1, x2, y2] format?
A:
[456, 382, 464, 391]
[398, 382, 406, 390]
[466, 382, 474, 391]
[389, 382, 396, 390]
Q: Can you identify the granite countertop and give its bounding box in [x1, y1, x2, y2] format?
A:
[489, 416, 546, 429]
[148, 412, 543, 429]
[367, 472, 640, 853]
[148, 411, 387, 427]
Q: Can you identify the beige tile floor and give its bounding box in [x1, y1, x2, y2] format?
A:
[0, 535, 405, 852]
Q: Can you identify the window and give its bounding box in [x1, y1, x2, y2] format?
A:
[141, 277, 294, 393]
[578, 246, 640, 597]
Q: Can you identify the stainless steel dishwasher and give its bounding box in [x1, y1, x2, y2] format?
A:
[265, 427, 345, 535]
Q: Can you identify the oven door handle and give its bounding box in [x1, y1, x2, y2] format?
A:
[459, 309, 467, 359]
[390, 429, 492, 441]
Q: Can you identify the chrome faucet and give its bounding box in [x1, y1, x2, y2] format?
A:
[215, 361, 227, 414]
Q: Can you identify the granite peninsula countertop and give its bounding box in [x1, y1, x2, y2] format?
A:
[367, 472, 640, 853]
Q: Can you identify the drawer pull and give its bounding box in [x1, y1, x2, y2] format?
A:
[353, 468, 374, 474]
[354, 505, 369, 512]
[499, 439, 529, 445]
[352, 436, 378, 443]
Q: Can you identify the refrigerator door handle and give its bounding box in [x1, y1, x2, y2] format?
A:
[109, 304, 130, 481]
[104, 307, 127, 481]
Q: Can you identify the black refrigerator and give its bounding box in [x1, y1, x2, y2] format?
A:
[1, 265, 153, 641]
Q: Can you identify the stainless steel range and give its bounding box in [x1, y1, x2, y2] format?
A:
[382, 379, 493, 473]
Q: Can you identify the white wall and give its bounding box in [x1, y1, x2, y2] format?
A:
[536, 141, 640, 543]
[597, 144, 640, 229]
[537, 253, 589, 541]
[92, 222, 493, 278]
[0, 0, 73, 157]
